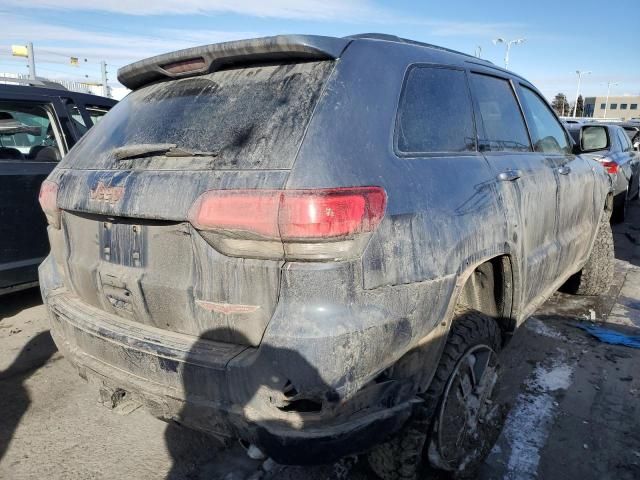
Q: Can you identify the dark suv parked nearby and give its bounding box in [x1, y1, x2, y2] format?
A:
[38, 34, 613, 478]
[0, 79, 116, 294]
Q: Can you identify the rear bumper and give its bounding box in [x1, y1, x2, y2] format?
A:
[40, 256, 414, 464]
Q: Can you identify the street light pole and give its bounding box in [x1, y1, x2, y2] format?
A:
[101, 61, 109, 98]
[493, 37, 526, 69]
[603, 81, 618, 119]
[26, 42, 36, 80]
[572, 70, 591, 118]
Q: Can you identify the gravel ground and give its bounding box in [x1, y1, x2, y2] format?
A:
[2, 206, 640, 480]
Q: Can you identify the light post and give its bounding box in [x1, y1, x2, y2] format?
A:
[572, 70, 591, 118]
[493, 37, 526, 69]
[603, 81, 618, 119]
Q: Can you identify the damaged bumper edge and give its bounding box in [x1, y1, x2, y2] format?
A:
[42, 281, 414, 464]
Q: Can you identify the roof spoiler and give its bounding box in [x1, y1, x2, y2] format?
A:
[118, 35, 350, 90]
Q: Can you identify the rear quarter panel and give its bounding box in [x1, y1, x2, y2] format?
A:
[269, 40, 510, 396]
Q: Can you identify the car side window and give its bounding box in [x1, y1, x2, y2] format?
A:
[518, 86, 571, 154]
[0, 103, 62, 162]
[618, 129, 633, 152]
[396, 66, 476, 154]
[66, 103, 89, 137]
[469, 73, 531, 153]
[86, 106, 110, 125]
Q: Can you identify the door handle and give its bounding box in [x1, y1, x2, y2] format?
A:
[497, 169, 522, 182]
[557, 165, 571, 175]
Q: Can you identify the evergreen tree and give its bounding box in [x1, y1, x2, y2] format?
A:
[551, 93, 571, 116]
[576, 95, 584, 117]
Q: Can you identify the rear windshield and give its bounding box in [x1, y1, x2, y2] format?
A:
[59, 60, 334, 170]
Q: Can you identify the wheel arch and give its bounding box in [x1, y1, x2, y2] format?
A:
[385, 253, 516, 396]
[453, 253, 516, 336]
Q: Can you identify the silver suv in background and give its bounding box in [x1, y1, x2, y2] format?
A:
[566, 122, 640, 222]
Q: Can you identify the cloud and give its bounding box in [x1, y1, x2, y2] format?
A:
[0, 0, 375, 20]
[0, 13, 256, 66]
[0, 0, 524, 38]
[0, 5, 529, 87]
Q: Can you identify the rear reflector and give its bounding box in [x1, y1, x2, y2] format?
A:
[600, 160, 619, 174]
[189, 187, 387, 260]
[39, 180, 60, 229]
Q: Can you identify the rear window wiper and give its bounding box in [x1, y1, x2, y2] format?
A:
[112, 143, 218, 161]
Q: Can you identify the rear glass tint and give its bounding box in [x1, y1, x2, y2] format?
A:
[59, 61, 333, 170]
[396, 66, 476, 154]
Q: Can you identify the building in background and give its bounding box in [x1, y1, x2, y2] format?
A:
[584, 95, 640, 120]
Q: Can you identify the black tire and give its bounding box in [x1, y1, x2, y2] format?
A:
[631, 175, 640, 201]
[564, 213, 614, 296]
[368, 309, 502, 480]
[611, 189, 628, 223]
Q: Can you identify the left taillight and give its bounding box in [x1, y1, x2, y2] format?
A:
[39, 180, 60, 229]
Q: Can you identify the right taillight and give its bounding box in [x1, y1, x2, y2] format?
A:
[39, 180, 61, 229]
[188, 187, 387, 261]
[600, 160, 619, 175]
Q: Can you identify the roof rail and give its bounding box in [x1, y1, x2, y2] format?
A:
[346, 33, 492, 63]
[118, 35, 351, 90]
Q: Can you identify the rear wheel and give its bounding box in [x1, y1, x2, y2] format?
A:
[563, 212, 614, 296]
[631, 175, 640, 200]
[368, 309, 502, 480]
[611, 189, 628, 223]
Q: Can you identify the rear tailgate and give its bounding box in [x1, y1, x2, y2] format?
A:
[52, 58, 335, 346]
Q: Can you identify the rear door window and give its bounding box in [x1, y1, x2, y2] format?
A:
[0, 103, 62, 162]
[396, 66, 476, 154]
[59, 61, 334, 171]
[470, 73, 531, 153]
[86, 106, 109, 125]
[66, 103, 90, 137]
[66, 102, 112, 138]
[617, 128, 632, 152]
[518, 86, 571, 154]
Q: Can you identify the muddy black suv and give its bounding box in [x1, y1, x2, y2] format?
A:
[39, 34, 613, 478]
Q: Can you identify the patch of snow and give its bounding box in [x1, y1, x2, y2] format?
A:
[529, 361, 574, 392]
[500, 393, 555, 479]
[493, 358, 575, 479]
[525, 317, 567, 340]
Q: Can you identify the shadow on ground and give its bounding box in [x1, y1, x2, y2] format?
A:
[162, 328, 374, 480]
[0, 288, 43, 320]
[0, 331, 57, 461]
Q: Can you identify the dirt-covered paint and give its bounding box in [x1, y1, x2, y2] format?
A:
[38, 34, 611, 464]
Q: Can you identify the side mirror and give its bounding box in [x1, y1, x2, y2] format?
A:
[578, 125, 608, 153]
[634, 141, 640, 150]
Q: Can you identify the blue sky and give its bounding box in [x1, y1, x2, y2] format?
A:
[0, 0, 638, 100]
